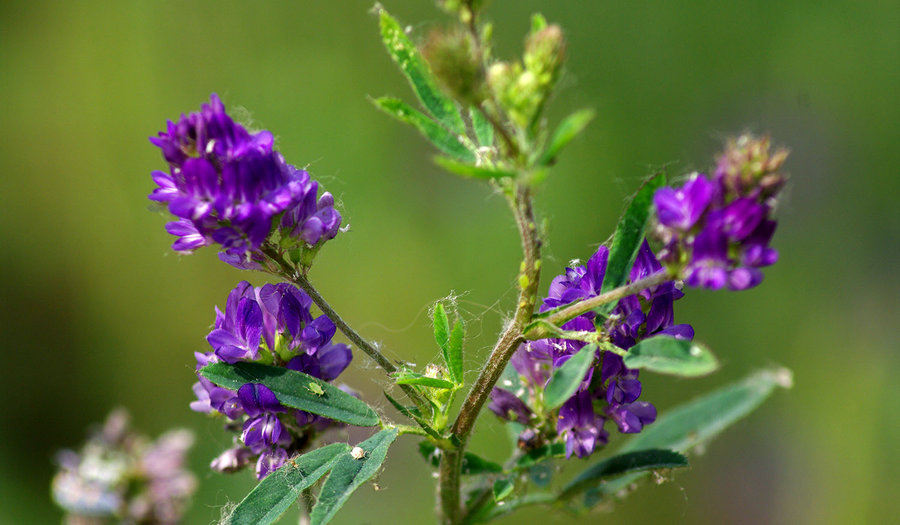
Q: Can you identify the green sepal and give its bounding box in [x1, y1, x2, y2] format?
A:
[542, 344, 597, 410]
[371, 97, 474, 162]
[223, 443, 349, 525]
[310, 428, 399, 525]
[597, 171, 667, 315]
[623, 336, 719, 377]
[558, 449, 688, 501]
[537, 109, 595, 166]
[433, 156, 516, 179]
[377, 8, 466, 135]
[200, 362, 379, 427]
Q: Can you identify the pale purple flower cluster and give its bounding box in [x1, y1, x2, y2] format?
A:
[653, 134, 787, 290]
[148, 94, 341, 268]
[489, 242, 693, 458]
[191, 281, 353, 479]
[52, 409, 196, 524]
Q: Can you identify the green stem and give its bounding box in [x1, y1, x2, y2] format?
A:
[438, 184, 542, 524]
[260, 244, 431, 415]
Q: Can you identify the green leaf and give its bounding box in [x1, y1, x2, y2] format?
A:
[310, 428, 399, 525]
[598, 171, 667, 314]
[493, 478, 514, 502]
[200, 362, 379, 427]
[538, 109, 595, 166]
[394, 372, 455, 390]
[623, 336, 719, 377]
[585, 367, 792, 504]
[514, 443, 566, 469]
[433, 302, 451, 367]
[385, 392, 443, 440]
[558, 449, 688, 500]
[378, 8, 466, 135]
[382, 391, 421, 419]
[224, 444, 349, 525]
[433, 156, 516, 179]
[447, 319, 464, 384]
[418, 442, 503, 475]
[372, 97, 474, 162]
[543, 344, 597, 410]
[470, 107, 494, 147]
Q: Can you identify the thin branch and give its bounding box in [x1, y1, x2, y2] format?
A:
[523, 270, 673, 340]
[260, 244, 430, 415]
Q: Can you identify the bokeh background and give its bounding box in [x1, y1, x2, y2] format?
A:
[2, 1, 898, 523]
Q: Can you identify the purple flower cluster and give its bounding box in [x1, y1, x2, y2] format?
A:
[653, 134, 787, 290]
[148, 94, 341, 268]
[490, 241, 693, 458]
[52, 409, 196, 525]
[192, 281, 353, 478]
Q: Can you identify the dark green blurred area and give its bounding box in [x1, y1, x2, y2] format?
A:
[2, 0, 898, 523]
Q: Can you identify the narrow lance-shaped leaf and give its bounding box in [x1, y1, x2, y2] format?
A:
[584, 367, 793, 505]
[623, 336, 719, 377]
[200, 362, 379, 427]
[383, 392, 443, 440]
[470, 107, 494, 147]
[542, 344, 597, 410]
[538, 109, 595, 166]
[598, 171, 667, 314]
[447, 319, 465, 384]
[394, 372, 455, 390]
[558, 449, 688, 501]
[310, 428, 399, 525]
[433, 156, 516, 180]
[433, 303, 451, 366]
[371, 97, 474, 162]
[224, 443, 349, 525]
[378, 8, 466, 135]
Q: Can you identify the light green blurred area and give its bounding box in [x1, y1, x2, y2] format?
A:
[1, 0, 898, 523]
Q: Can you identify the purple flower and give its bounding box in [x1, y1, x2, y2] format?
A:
[557, 390, 608, 458]
[149, 94, 342, 263]
[653, 173, 714, 231]
[653, 134, 787, 291]
[488, 388, 534, 424]
[496, 242, 690, 459]
[191, 281, 357, 479]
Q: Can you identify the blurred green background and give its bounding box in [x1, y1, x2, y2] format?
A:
[2, 0, 898, 523]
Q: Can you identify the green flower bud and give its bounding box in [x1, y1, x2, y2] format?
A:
[524, 24, 566, 84]
[422, 28, 485, 106]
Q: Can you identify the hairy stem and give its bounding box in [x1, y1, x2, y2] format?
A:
[438, 184, 542, 524]
[260, 244, 430, 414]
[523, 270, 673, 340]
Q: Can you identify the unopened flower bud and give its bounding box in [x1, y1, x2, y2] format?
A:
[524, 24, 566, 82]
[715, 133, 789, 198]
[422, 28, 485, 105]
